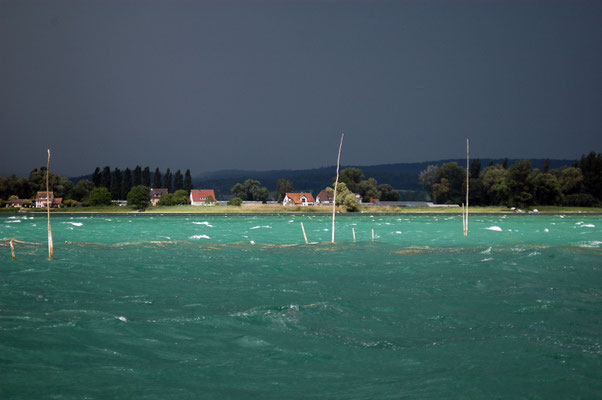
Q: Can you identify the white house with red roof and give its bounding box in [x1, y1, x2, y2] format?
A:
[35, 191, 53, 208]
[190, 189, 216, 206]
[282, 192, 315, 206]
[35, 192, 64, 208]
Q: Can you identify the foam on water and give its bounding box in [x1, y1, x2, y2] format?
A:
[64, 222, 83, 227]
[189, 234, 211, 239]
[193, 221, 214, 227]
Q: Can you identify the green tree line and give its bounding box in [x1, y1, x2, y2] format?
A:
[419, 152, 602, 208]
[227, 169, 401, 210]
[0, 165, 194, 206]
[92, 166, 193, 200]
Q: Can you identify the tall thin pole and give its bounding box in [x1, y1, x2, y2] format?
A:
[462, 203, 465, 234]
[465, 139, 469, 237]
[10, 238, 16, 260]
[300, 222, 308, 244]
[331, 133, 344, 243]
[47, 149, 54, 259]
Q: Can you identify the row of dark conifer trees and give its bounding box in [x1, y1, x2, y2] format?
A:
[91, 166, 192, 200]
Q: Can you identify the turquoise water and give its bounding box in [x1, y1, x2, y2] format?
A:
[1, 213, 601, 399]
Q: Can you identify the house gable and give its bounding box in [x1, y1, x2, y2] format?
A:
[316, 190, 333, 204]
[190, 189, 216, 205]
[35, 191, 54, 208]
[283, 192, 315, 206]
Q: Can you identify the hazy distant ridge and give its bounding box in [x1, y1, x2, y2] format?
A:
[192, 158, 573, 198]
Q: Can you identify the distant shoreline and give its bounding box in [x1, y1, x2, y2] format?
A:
[4, 205, 602, 215]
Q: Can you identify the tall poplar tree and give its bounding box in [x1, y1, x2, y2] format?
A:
[101, 166, 111, 189]
[133, 166, 142, 186]
[174, 170, 183, 191]
[275, 178, 294, 202]
[579, 152, 602, 201]
[142, 167, 151, 187]
[121, 168, 132, 199]
[470, 159, 482, 179]
[163, 168, 172, 193]
[153, 168, 162, 188]
[92, 167, 101, 187]
[111, 168, 122, 200]
[184, 169, 192, 193]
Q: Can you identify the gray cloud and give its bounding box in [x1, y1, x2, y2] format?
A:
[1, 0, 600, 177]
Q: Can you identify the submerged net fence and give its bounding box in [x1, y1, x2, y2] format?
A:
[3, 237, 600, 259]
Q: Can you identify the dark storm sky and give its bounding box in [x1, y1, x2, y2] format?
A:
[1, 0, 600, 177]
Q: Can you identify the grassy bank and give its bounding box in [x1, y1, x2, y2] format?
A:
[3, 204, 601, 214]
[148, 204, 333, 213]
[14, 205, 136, 213]
[141, 204, 602, 214]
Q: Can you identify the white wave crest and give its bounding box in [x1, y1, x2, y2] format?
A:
[581, 224, 595, 228]
[250, 225, 271, 230]
[64, 222, 83, 227]
[189, 234, 211, 239]
[485, 226, 502, 231]
[193, 221, 214, 227]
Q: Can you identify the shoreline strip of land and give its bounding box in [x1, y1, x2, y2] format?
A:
[3, 205, 601, 215]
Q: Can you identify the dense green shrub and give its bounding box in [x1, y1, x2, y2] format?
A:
[127, 185, 150, 210]
[89, 187, 112, 206]
[227, 197, 242, 206]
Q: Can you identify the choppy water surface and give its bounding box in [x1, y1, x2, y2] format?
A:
[1, 213, 601, 399]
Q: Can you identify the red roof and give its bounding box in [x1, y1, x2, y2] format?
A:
[53, 198, 63, 204]
[284, 193, 315, 204]
[36, 191, 54, 201]
[191, 189, 216, 202]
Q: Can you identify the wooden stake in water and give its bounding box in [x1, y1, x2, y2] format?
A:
[46, 149, 54, 259]
[331, 133, 344, 244]
[371, 228, 375, 243]
[10, 238, 16, 260]
[465, 138, 470, 237]
[462, 203, 465, 234]
[300, 222, 308, 244]
[352, 227, 356, 243]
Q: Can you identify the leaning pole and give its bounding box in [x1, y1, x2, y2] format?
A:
[464, 138, 469, 237]
[46, 149, 54, 259]
[331, 133, 344, 244]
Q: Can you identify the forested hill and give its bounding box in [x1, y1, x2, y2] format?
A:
[192, 159, 572, 199]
